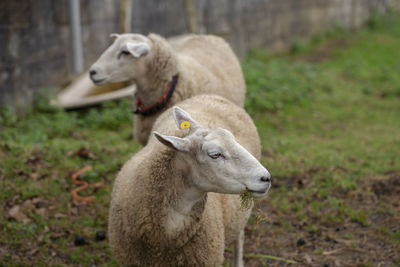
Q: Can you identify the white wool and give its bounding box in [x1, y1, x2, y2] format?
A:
[109, 95, 271, 266]
[90, 33, 245, 145]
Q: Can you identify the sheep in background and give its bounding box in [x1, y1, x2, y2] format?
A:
[89, 33, 245, 145]
[108, 95, 271, 266]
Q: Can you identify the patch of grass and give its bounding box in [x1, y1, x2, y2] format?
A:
[290, 40, 308, 54]
[243, 50, 320, 114]
[391, 231, 400, 245]
[346, 208, 369, 227]
[0, 98, 138, 265]
[244, 11, 400, 265]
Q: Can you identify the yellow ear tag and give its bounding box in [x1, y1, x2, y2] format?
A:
[180, 121, 191, 129]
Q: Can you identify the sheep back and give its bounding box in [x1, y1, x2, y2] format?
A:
[133, 34, 246, 145]
[110, 95, 259, 266]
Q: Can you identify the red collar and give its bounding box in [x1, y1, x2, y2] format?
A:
[133, 74, 178, 116]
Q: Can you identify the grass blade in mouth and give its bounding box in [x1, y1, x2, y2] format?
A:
[240, 189, 254, 210]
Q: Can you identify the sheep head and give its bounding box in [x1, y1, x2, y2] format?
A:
[153, 107, 271, 197]
[89, 33, 151, 85]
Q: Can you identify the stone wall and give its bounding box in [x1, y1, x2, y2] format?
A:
[132, 0, 393, 55]
[0, 0, 394, 109]
[0, 0, 121, 109]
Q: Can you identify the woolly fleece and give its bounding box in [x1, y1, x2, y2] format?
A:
[132, 33, 245, 145]
[109, 95, 260, 266]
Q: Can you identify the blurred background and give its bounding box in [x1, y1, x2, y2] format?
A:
[0, 0, 394, 109]
[1, 1, 400, 266]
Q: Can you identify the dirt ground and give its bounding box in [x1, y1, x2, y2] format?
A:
[236, 171, 400, 266]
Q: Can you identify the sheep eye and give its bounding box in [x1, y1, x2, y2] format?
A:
[209, 153, 222, 159]
[118, 50, 130, 59]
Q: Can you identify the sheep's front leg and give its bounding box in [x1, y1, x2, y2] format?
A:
[233, 229, 244, 267]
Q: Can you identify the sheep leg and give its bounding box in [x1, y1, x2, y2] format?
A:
[233, 229, 244, 267]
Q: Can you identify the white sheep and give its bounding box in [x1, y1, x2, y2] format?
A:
[108, 95, 271, 266]
[89, 33, 245, 145]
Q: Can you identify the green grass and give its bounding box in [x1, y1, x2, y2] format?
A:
[1, 12, 400, 266]
[242, 12, 400, 265]
[0, 99, 138, 265]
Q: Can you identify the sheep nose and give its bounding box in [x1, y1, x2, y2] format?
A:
[89, 69, 97, 77]
[260, 175, 271, 183]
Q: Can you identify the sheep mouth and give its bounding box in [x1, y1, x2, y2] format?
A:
[247, 188, 270, 198]
[92, 78, 106, 85]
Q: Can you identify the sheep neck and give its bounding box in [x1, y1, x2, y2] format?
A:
[133, 75, 178, 115]
[135, 37, 179, 107]
[146, 148, 206, 249]
[135, 74, 177, 107]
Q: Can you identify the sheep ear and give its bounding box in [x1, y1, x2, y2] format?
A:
[126, 42, 150, 58]
[110, 33, 120, 40]
[173, 106, 199, 131]
[153, 132, 190, 152]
